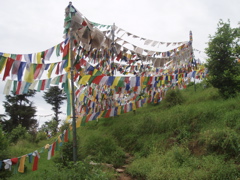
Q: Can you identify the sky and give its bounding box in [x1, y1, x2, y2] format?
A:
[0, 0, 239, 126]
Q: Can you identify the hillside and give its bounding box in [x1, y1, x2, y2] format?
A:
[6, 82, 240, 179]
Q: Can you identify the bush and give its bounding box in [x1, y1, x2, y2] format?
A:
[224, 110, 240, 129]
[136, 114, 160, 135]
[127, 146, 240, 180]
[35, 131, 47, 143]
[53, 140, 76, 168]
[0, 125, 11, 179]
[162, 89, 185, 108]
[8, 125, 27, 144]
[81, 133, 125, 167]
[200, 128, 240, 157]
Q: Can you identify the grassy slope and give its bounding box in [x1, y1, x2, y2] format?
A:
[8, 83, 240, 179]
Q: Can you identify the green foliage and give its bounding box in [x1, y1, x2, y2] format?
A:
[3, 90, 38, 132]
[80, 133, 125, 167]
[205, 19, 240, 98]
[0, 125, 11, 180]
[43, 86, 67, 125]
[53, 140, 76, 166]
[161, 89, 185, 108]
[127, 147, 240, 180]
[8, 125, 27, 144]
[59, 122, 71, 133]
[200, 128, 240, 157]
[0, 125, 8, 150]
[5, 85, 240, 179]
[42, 161, 113, 180]
[39, 119, 59, 136]
[35, 131, 47, 143]
[224, 110, 240, 129]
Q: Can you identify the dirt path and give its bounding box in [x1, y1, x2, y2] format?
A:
[116, 153, 135, 180]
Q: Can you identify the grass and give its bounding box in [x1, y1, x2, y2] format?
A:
[5, 82, 240, 179]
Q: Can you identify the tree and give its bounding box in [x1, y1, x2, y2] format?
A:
[38, 118, 58, 137]
[205, 20, 240, 98]
[0, 125, 11, 179]
[43, 86, 67, 125]
[3, 90, 38, 132]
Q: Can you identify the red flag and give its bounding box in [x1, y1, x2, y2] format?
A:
[104, 109, 111, 118]
[55, 62, 60, 75]
[32, 156, 39, 171]
[16, 81, 22, 95]
[51, 142, 56, 157]
[64, 129, 68, 142]
[34, 64, 43, 79]
[16, 54, 22, 61]
[40, 80, 46, 90]
[3, 58, 14, 80]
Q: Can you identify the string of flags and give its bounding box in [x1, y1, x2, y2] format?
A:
[0, 2, 207, 175]
[0, 128, 71, 174]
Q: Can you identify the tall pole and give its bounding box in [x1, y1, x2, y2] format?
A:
[111, 23, 115, 76]
[69, 1, 77, 163]
[190, 30, 196, 92]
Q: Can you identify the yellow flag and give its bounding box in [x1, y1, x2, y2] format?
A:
[99, 110, 105, 118]
[18, 155, 27, 173]
[24, 64, 34, 83]
[58, 135, 62, 143]
[112, 76, 121, 88]
[79, 93, 85, 101]
[127, 53, 132, 59]
[132, 102, 136, 111]
[36, 52, 42, 64]
[117, 106, 121, 115]
[79, 75, 91, 85]
[66, 115, 71, 122]
[76, 116, 83, 128]
[47, 63, 57, 78]
[3, 53, 10, 58]
[92, 69, 99, 76]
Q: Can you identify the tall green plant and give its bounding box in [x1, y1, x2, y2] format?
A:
[205, 20, 240, 98]
[3, 90, 38, 132]
[43, 86, 67, 126]
[162, 89, 184, 108]
[0, 125, 11, 179]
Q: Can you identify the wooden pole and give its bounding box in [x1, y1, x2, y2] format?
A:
[69, 1, 77, 162]
[190, 30, 196, 92]
[111, 23, 115, 76]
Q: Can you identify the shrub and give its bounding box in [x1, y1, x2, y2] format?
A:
[8, 125, 27, 144]
[81, 133, 125, 167]
[0, 125, 11, 179]
[162, 89, 185, 108]
[200, 128, 240, 157]
[35, 131, 48, 143]
[127, 146, 240, 180]
[136, 114, 160, 135]
[53, 140, 76, 168]
[224, 110, 240, 129]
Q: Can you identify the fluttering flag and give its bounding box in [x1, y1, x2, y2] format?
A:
[24, 64, 35, 83]
[47, 145, 52, 160]
[3, 80, 12, 95]
[0, 56, 8, 74]
[64, 129, 68, 142]
[3, 58, 14, 80]
[47, 63, 57, 78]
[18, 155, 27, 173]
[32, 150, 40, 171]
[44, 46, 55, 60]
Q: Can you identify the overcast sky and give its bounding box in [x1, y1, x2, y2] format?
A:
[0, 0, 239, 125]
